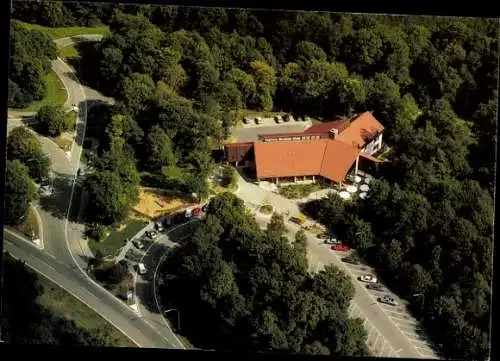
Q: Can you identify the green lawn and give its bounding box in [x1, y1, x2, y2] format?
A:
[15, 20, 110, 40]
[88, 218, 148, 257]
[21, 71, 67, 112]
[36, 273, 136, 347]
[9, 207, 39, 240]
[59, 44, 79, 59]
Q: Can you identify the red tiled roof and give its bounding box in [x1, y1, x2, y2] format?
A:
[224, 142, 254, 163]
[303, 119, 350, 135]
[254, 140, 326, 178]
[320, 141, 361, 183]
[335, 112, 384, 149]
[254, 139, 359, 183]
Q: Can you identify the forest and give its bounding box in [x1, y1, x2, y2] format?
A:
[158, 192, 368, 355]
[10, 3, 497, 359]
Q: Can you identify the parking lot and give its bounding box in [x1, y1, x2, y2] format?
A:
[231, 120, 312, 142]
[328, 246, 439, 358]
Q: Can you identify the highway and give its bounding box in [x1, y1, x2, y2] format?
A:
[4, 231, 174, 348]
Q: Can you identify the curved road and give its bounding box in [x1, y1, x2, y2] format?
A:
[5, 35, 177, 348]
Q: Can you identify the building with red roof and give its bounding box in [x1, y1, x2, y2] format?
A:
[224, 111, 384, 185]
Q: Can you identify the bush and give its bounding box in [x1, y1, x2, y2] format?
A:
[279, 183, 321, 199]
[259, 204, 273, 215]
[86, 223, 107, 241]
[93, 261, 129, 286]
[220, 166, 236, 188]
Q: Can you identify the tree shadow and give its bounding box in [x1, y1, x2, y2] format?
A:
[37, 171, 82, 222]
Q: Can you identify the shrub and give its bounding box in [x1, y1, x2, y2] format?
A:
[86, 223, 107, 241]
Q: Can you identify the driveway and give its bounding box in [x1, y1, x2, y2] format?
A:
[235, 172, 439, 359]
[231, 121, 311, 143]
[132, 219, 200, 349]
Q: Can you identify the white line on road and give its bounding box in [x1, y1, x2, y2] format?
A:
[6, 251, 140, 347]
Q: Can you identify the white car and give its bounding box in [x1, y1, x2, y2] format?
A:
[71, 104, 78, 112]
[137, 262, 147, 275]
[359, 274, 378, 283]
[379, 294, 398, 306]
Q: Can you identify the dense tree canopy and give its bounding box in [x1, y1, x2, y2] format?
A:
[36, 105, 73, 137]
[4, 160, 37, 226]
[158, 193, 367, 355]
[8, 20, 57, 108]
[7, 126, 51, 181]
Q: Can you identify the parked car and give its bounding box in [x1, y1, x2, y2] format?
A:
[274, 115, 282, 123]
[137, 262, 147, 275]
[341, 257, 359, 265]
[243, 117, 251, 124]
[184, 208, 193, 218]
[379, 294, 398, 306]
[71, 104, 78, 112]
[331, 243, 349, 252]
[145, 230, 158, 239]
[359, 274, 378, 283]
[155, 221, 164, 232]
[133, 239, 145, 250]
[325, 238, 340, 245]
[192, 207, 202, 218]
[201, 203, 208, 212]
[283, 114, 291, 122]
[255, 117, 263, 124]
[366, 283, 384, 292]
[304, 116, 311, 122]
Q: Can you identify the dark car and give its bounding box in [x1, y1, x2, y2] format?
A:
[145, 230, 158, 239]
[201, 203, 208, 212]
[341, 257, 359, 265]
[378, 294, 398, 306]
[133, 239, 145, 250]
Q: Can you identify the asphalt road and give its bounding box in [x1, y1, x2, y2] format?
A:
[3, 231, 175, 348]
[6, 34, 181, 349]
[133, 220, 200, 349]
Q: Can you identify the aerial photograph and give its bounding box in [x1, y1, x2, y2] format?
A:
[2, 1, 497, 360]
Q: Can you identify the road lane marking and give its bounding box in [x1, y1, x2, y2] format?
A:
[7, 252, 141, 347]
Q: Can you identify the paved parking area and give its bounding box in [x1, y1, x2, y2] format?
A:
[231, 121, 311, 142]
[328, 247, 439, 358]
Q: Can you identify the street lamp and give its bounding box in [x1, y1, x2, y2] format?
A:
[164, 308, 181, 332]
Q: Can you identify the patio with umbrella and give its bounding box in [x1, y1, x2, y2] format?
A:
[339, 191, 351, 200]
[359, 192, 367, 199]
[360, 184, 370, 192]
[354, 175, 362, 183]
[345, 185, 358, 193]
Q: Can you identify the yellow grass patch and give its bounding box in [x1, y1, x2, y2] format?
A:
[132, 187, 194, 220]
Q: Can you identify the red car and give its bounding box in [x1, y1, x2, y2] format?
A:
[192, 207, 202, 218]
[331, 244, 349, 252]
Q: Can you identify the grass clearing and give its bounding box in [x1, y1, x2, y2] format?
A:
[9, 207, 39, 240]
[88, 218, 148, 257]
[50, 135, 73, 152]
[21, 71, 67, 112]
[36, 274, 136, 347]
[15, 20, 110, 40]
[59, 44, 79, 59]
